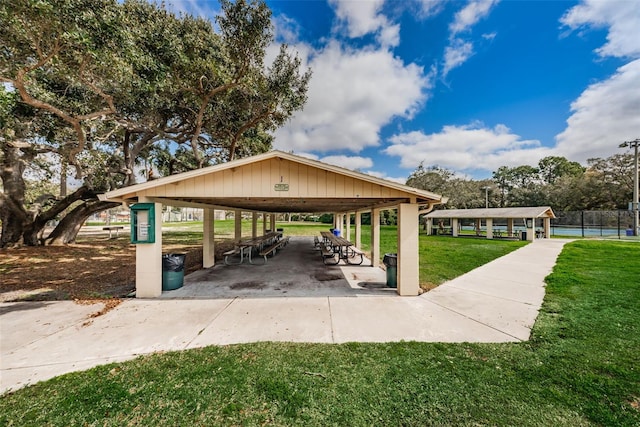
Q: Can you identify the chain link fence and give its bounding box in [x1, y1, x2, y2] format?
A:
[551, 210, 636, 238]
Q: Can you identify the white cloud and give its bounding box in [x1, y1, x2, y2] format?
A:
[450, 0, 499, 35]
[377, 24, 400, 48]
[329, 0, 387, 38]
[385, 122, 550, 172]
[555, 59, 640, 162]
[415, 0, 447, 19]
[561, 0, 640, 58]
[319, 155, 373, 170]
[442, 39, 474, 77]
[441, 0, 499, 77]
[273, 41, 432, 153]
[364, 170, 407, 184]
[554, 1, 640, 163]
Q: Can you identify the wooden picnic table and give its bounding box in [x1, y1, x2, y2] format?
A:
[319, 232, 363, 265]
[225, 231, 283, 265]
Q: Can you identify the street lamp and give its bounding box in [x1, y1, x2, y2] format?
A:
[620, 138, 639, 236]
[481, 186, 490, 209]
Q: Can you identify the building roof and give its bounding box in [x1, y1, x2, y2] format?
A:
[425, 206, 556, 219]
[100, 150, 446, 213]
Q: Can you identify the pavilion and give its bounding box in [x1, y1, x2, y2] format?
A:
[100, 151, 446, 297]
[424, 207, 556, 240]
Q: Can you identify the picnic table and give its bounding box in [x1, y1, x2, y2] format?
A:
[102, 226, 124, 238]
[319, 231, 363, 265]
[224, 231, 284, 265]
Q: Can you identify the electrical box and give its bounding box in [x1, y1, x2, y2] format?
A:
[130, 203, 155, 244]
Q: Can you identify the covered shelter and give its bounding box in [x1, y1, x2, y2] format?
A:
[425, 207, 556, 241]
[100, 151, 446, 297]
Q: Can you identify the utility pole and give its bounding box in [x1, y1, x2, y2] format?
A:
[481, 186, 489, 209]
[620, 138, 639, 236]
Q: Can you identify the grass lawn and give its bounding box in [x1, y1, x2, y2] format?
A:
[1, 240, 638, 425]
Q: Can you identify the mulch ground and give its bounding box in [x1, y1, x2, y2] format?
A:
[0, 238, 235, 302]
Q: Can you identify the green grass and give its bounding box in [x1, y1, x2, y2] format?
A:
[2, 240, 639, 426]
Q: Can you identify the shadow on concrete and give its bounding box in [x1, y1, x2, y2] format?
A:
[160, 236, 396, 299]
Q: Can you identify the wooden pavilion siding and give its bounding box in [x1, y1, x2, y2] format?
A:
[142, 158, 405, 200]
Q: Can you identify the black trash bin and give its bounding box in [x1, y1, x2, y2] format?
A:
[383, 253, 398, 288]
[162, 253, 186, 291]
[521, 231, 527, 241]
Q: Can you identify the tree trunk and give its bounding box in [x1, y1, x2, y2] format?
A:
[45, 200, 119, 245]
[0, 142, 30, 247]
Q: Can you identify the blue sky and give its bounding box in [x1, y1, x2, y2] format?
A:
[170, 0, 640, 182]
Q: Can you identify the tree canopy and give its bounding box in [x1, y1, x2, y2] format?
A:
[0, 0, 311, 247]
[407, 154, 633, 213]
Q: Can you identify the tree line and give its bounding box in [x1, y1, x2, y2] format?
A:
[0, 0, 311, 247]
[406, 154, 636, 212]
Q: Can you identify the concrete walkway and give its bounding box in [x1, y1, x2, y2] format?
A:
[0, 238, 571, 394]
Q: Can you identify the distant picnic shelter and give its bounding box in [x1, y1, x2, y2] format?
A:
[425, 207, 556, 240]
[101, 151, 446, 297]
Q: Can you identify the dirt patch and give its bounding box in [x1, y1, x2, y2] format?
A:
[0, 237, 233, 302]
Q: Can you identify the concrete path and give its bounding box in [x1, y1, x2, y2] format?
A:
[0, 238, 571, 394]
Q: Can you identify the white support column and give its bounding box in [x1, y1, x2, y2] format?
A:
[252, 213, 258, 238]
[486, 218, 494, 239]
[136, 197, 163, 298]
[371, 208, 381, 268]
[345, 213, 351, 240]
[234, 210, 242, 242]
[203, 208, 215, 268]
[526, 218, 535, 241]
[426, 218, 433, 236]
[544, 217, 550, 238]
[355, 211, 362, 248]
[452, 218, 459, 237]
[397, 203, 419, 296]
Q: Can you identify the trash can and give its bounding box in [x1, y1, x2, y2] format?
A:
[383, 253, 398, 288]
[521, 231, 527, 241]
[162, 253, 186, 291]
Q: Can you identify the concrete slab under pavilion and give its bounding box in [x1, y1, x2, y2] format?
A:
[101, 150, 446, 297]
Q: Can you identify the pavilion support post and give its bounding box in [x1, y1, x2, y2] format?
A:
[371, 208, 381, 268]
[397, 203, 419, 296]
[544, 217, 550, 238]
[452, 218, 459, 237]
[234, 210, 242, 242]
[203, 208, 215, 268]
[135, 197, 163, 298]
[345, 213, 351, 240]
[355, 211, 362, 248]
[426, 218, 433, 236]
[252, 213, 258, 238]
[507, 218, 514, 237]
[262, 213, 267, 234]
[526, 218, 535, 241]
[486, 218, 494, 239]
[270, 214, 276, 232]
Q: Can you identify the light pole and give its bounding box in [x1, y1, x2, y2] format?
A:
[620, 138, 639, 236]
[481, 186, 489, 209]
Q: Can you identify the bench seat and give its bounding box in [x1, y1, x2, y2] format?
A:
[255, 237, 289, 264]
[223, 248, 241, 265]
